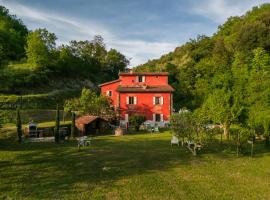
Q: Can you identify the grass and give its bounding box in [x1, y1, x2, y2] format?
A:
[0, 131, 270, 200]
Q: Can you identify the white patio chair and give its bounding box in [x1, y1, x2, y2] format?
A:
[171, 135, 179, 146]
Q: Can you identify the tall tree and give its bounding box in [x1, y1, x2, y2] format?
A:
[16, 109, 22, 143]
[71, 112, 76, 138]
[25, 28, 56, 68]
[54, 104, 60, 143]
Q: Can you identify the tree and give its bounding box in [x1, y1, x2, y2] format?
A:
[170, 110, 194, 142]
[16, 109, 22, 143]
[26, 28, 56, 67]
[0, 6, 28, 62]
[129, 115, 146, 131]
[106, 49, 129, 79]
[54, 104, 60, 143]
[248, 47, 270, 147]
[64, 88, 115, 118]
[71, 112, 76, 138]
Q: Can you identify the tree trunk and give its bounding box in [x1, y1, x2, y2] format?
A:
[223, 123, 230, 140]
[265, 135, 270, 148]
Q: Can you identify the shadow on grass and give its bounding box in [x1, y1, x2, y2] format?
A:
[0, 134, 269, 199]
[0, 135, 195, 199]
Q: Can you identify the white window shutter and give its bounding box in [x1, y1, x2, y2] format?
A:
[136, 76, 138, 82]
[106, 91, 109, 96]
[134, 96, 137, 104]
[153, 96, 155, 105]
[125, 114, 129, 122]
[142, 76, 145, 82]
[126, 97, 129, 104]
[153, 114, 156, 122]
[161, 114, 163, 121]
[161, 96, 163, 105]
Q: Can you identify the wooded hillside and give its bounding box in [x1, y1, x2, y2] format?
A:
[0, 6, 129, 95]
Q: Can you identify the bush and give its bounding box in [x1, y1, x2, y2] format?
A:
[129, 115, 146, 131]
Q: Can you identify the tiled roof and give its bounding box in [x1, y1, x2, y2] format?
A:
[119, 72, 169, 76]
[76, 115, 104, 125]
[116, 85, 174, 92]
[98, 79, 121, 87]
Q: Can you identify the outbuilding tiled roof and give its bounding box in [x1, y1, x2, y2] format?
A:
[76, 115, 101, 125]
[116, 85, 174, 92]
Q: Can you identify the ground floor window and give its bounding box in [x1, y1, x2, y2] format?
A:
[155, 114, 161, 122]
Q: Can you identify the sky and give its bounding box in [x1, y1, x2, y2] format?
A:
[0, 0, 269, 66]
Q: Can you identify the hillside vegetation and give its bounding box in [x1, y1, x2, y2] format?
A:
[136, 4, 270, 140]
[0, 6, 128, 92]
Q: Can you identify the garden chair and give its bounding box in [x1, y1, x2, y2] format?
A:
[77, 136, 91, 149]
[154, 126, 159, 133]
[171, 135, 179, 146]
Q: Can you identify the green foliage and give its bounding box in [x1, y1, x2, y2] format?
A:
[16, 109, 22, 142]
[129, 115, 146, 131]
[0, 6, 28, 63]
[170, 110, 206, 143]
[26, 29, 56, 68]
[0, 90, 80, 110]
[0, 5, 129, 93]
[136, 4, 270, 145]
[54, 105, 60, 143]
[64, 88, 115, 118]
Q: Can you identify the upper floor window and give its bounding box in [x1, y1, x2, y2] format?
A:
[106, 90, 112, 97]
[137, 75, 145, 82]
[126, 96, 137, 105]
[153, 96, 163, 105]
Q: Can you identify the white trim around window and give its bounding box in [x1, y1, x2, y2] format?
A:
[106, 90, 112, 97]
[126, 96, 137, 105]
[153, 96, 163, 105]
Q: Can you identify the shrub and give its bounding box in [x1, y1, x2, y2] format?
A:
[129, 115, 146, 131]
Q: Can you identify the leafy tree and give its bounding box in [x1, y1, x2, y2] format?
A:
[16, 109, 22, 143]
[25, 28, 56, 68]
[64, 88, 115, 118]
[106, 48, 129, 79]
[54, 104, 60, 143]
[0, 6, 28, 62]
[170, 110, 194, 142]
[248, 47, 270, 147]
[129, 115, 146, 131]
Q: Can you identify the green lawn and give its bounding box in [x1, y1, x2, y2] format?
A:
[0, 131, 270, 200]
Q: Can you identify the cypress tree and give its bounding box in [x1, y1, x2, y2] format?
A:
[54, 104, 60, 143]
[71, 112, 76, 138]
[16, 109, 22, 143]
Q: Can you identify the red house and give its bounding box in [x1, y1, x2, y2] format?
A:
[99, 71, 174, 127]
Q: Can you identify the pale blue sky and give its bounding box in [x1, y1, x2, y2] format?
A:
[0, 0, 269, 66]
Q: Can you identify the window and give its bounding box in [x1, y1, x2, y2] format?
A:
[155, 114, 161, 122]
[106, 90, 112, 97]
[129, 97, 134, 104]
[153, 113, 163, 122]
[137, 75, 145, 82]
[153, 96, 163, 105]
[155, 97, 160, 105]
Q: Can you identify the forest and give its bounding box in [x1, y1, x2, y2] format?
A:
[0, 5, 129, 94]
[136, 4, 270, 144]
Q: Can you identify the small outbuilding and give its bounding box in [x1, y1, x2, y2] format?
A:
[75, 115, 108, 136]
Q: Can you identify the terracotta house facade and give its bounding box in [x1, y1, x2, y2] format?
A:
[99, 71, 174, 126]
